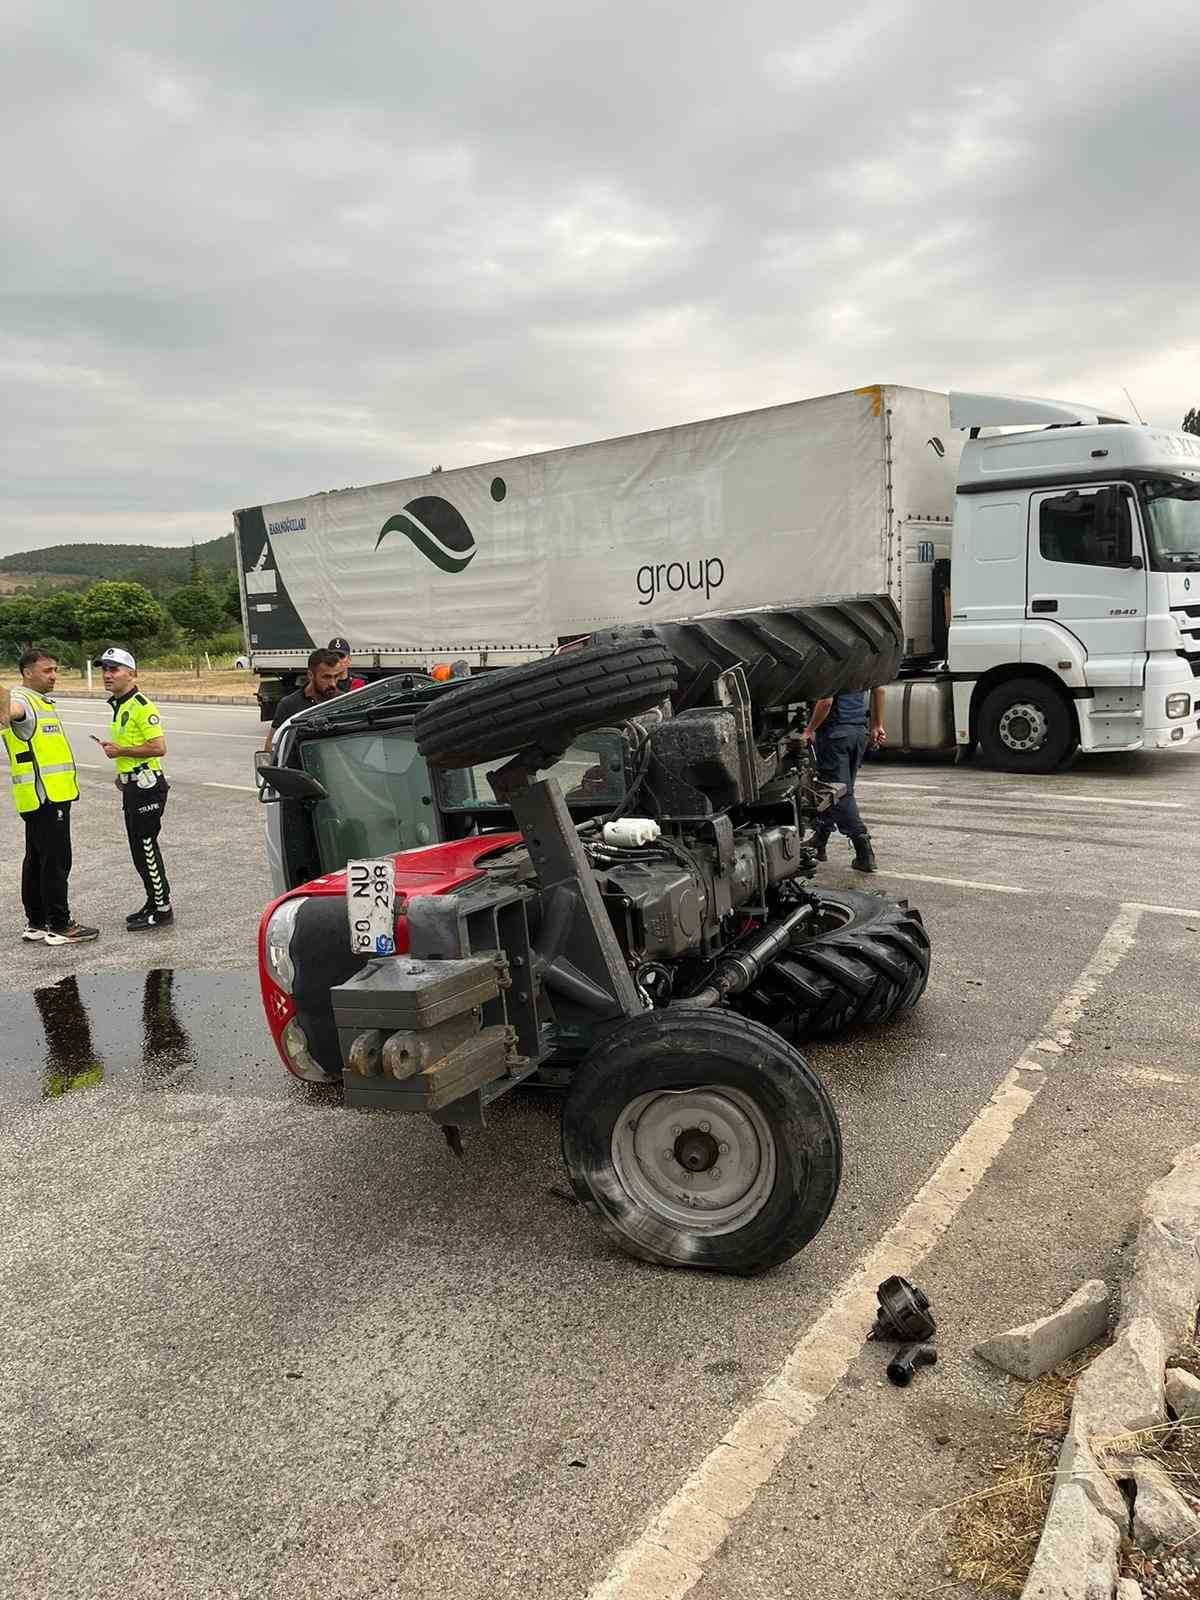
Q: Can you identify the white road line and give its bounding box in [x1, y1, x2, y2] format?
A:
[874, 870, 1027, 895]
[859, 780, 1183, 811]
[59, 718, 262, 742]
[588, 903, 1143, 1600]
[1126, 902, 1200, 919]
[203, 781, 257, 793]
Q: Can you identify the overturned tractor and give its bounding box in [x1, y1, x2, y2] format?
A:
[261, 602, 930, 1274]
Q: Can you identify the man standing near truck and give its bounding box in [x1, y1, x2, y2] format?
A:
[264, 647, 346, 750]
[802, 689, 886, 872]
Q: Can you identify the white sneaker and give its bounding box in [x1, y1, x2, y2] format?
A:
[21, 925, 47, 943]
[44, 923, 100, 946]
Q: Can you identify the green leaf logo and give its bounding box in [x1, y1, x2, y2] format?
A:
[376, 496, 477, 573]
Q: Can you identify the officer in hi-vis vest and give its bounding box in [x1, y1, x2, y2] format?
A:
[92, 647, 174, 931]
[1, 647, 99, 945]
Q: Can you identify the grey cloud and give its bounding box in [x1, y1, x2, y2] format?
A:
[1, 0, 1197, 555]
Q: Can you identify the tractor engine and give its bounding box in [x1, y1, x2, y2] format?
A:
[582, 694, 829, 978]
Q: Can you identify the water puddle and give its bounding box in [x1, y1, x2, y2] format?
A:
[0, 969, 336, 1108]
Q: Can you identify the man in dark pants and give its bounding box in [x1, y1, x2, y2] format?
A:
[802, 687, 886, 872]
[1, 648, 99, 944]
[93, 647, 174, 930]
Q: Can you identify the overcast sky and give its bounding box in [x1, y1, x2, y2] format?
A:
[2, 0, 1198, 558]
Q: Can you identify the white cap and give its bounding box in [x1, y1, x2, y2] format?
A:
[92, 646, 137, 670]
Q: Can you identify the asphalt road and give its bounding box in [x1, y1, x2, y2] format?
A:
[0, 710, 1198, 1599]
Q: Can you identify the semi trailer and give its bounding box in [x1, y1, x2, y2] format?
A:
[237, 384, 1200, 772]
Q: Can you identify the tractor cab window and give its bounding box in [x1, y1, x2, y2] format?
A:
[299, 730, 436, 872]
[437, 731, 626, 812]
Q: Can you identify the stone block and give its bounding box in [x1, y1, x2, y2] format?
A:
[1132, 1459, 1200, 1554]
[977, 1280, 1110, 1381]
[1165, 1366, 1200, 1423]
[1071, 1318, 1165, 1446]
[1055, 1414, 1128, 1526]
[1020, 1482, 1120, 1600]
[1122, 1143, 1200, 1349]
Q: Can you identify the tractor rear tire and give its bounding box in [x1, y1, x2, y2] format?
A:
[732, 888, 930, 1041]
[415, 632, 678, 768]
[561, 1009, 841, 1275]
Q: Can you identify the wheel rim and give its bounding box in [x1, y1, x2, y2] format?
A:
[997, 701, 1047, 752]
[611, 1085, 777, 1236]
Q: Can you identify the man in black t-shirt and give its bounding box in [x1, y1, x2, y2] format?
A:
[263, 648, 346, 750]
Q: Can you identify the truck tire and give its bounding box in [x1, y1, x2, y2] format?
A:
[732, 888, 930, 1041]
[976, 677, 1076, 773]
[415, 632, 678, 768]
[561, 1010, 841, 1275]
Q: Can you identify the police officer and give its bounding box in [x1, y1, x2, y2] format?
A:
[93, 647, 174, 930]
[802, 687, 886, 872]
[1, 647, 99, 944]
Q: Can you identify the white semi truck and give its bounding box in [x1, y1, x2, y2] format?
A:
[235, 384, 1200, 771]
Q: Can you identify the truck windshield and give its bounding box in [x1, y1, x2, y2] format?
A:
[1142, 478, 1200, 570]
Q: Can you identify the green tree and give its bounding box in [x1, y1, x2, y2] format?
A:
[167, 584, 225, 675]
[78, 581, 165, 656]
[221, 571, 243, 624]
[0, 596, 43, 662]
[33, 590, 83, 647]
[1183, 408, 1200, 437]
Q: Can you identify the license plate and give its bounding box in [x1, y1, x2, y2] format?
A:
[346, 857, 396, 956]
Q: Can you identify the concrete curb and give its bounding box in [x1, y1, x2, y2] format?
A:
[1020, 1143, 1200, 1600]
[52, 688, 260, 707]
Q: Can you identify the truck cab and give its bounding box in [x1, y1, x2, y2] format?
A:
[944, 393, 1200, 768]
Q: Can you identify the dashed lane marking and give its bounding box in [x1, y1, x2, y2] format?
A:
[872, 870, 1027, 895]
[859, 780, 1183, 810]
[587, 903, 1143, 1600]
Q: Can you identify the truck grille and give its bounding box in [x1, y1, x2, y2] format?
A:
[1172, 605, 1200, 674]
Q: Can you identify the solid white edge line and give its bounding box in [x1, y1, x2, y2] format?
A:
[586, 904, 1143, 1600]
[1125, 902, 1200, 919]
[203, 782, 257, 793]
[874, 870, 1027, 895]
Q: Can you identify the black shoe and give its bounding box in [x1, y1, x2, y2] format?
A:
[128, 907, 174, 931]
[851, 835, 877, 874]
[803, 833, 830, 863]
[126, 903, 151, 925]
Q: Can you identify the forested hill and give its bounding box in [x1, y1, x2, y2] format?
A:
[0, 533, 235, 590]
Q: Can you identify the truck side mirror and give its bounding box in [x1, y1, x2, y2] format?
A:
[1095, 488, 1141, 568]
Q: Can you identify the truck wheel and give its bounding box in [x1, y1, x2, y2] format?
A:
[976, 677, 1075, 773]
[414, 632, 678, 768]
[561, 1010, 841, 1275]
[733, 888, 930, 1041]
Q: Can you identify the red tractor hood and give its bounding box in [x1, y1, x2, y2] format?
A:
[274, 832, 522, 921]
[258, 834, 522, 1082]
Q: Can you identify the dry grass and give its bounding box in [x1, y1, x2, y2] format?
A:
[940, 1344, 1105, 1596]
[937, 1343, 1200, 1596]
[54, 668, 255, 701]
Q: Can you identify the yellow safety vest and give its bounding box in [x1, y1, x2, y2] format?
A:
[108, 689, 165, 776]
[4, 688, 79, 815]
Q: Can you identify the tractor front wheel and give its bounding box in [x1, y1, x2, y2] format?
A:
[560, 1009, 841, 1275]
